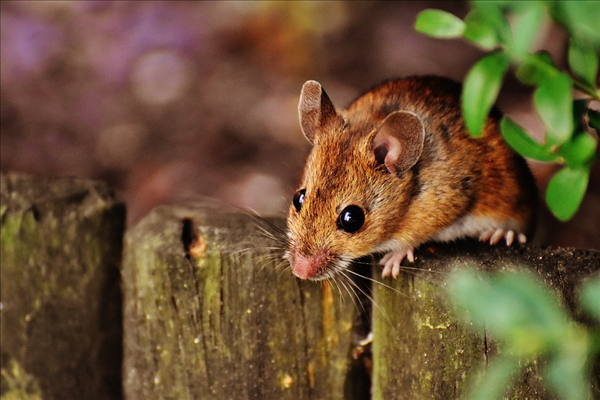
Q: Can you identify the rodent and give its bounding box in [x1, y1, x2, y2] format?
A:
[285, 76, 537, 280]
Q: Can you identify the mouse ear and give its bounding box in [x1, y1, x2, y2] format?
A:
[372, 111, 425, 174]
[298, 80, 341, 145]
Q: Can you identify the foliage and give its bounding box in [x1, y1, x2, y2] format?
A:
[446, 268, 600, 400]
[415, 1, 600, 221]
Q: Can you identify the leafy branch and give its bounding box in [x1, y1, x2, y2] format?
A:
[415, 1, 599, 221]
[446, 268, 600, 400]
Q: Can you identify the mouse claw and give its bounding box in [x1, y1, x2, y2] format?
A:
[379, 248, 415, 278]
[480, 229, 527, 246]
[505, 230, 514, 246]
[490, 229, 504, 245]
[479, 230, 493, 242]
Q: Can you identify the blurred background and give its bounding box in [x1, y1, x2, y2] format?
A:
[1, 1, 598, 248]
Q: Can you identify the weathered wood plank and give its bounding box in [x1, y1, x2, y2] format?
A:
[3, 174, 597, 399]
[0, 172, 125, 400]
[371, 241, 600, 400]
[122, 205, 365, 400]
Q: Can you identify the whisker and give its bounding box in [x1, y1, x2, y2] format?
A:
[338, 271, 368, 316]
[277, 263, 293, 278]
[251, 227, 287, 244]
[252, 250, 285, 271]
[344, 267, 407, 297]
[328, 277, 346, 307]
[342, 270, 392, 325]
[351, 256, 446, 276]
[273, 259, 289, 274]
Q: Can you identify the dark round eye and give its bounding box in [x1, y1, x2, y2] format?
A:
[293, 189, 306, 211]
[337, 205, 365, 233]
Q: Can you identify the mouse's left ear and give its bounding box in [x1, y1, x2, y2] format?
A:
[372, 111, 425, 175]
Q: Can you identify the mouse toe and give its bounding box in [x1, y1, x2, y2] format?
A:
[379, 248, 415, 278]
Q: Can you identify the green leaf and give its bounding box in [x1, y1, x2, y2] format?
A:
[462, 51, 510, 137]
[534, 73, 574, 145]
[516, 51, 558, 86]
[559, 132, 597, 168]
[463, 7, 511, 49]
[545, 350, 591, 400]
[447, 269, 569, 353]
[568, 39, 599, 87]
[465, 355, 520, 400]
[471, 0, 530, 13]
[446, 269, 492, 330]
[580, 275, 600, 321]
[415, 9, 465, 38]
[500, 117, 558, 162]
[546, 166, 590, 221]
[548, 1, 600, 48]
[489, 273, 569, 349]
[509, 3, 545, 59]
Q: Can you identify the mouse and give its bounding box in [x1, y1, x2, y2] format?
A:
[284, 76, 537, 280]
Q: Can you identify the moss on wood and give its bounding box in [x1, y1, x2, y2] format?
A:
[122, 205, 362, 400]
[0, 172, 125, 400]
[371, 241, 600, 399]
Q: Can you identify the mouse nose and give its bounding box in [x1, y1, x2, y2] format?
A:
[292, 255, 313, 279]
[291, 250, 328, 280]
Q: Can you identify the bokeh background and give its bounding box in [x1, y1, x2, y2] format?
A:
[1, 1, 598, 248]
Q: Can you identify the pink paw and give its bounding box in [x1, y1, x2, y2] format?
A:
[479, 229, 527, 246]
[379, 248, 415, 278]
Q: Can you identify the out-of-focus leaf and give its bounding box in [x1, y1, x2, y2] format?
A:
[489, 272, 569, 349]
[462, 51, 510, 137]
[463, 7, 511, 49]
[534, 73, 574, 145]
[447, 266, 597, 400]
[516, 51, 557, 86]
[559, 131, 597, 168]
[446, 269, 492, 330]
[447, 269, 569, 354]
[509, 3, 545, 58]
[471, 0, 529, 12]
[415, 9, 465, 38]
[568, 39, 599, 87]
[579, 275, 600, 321]
[546, 165, 590, 221]
[548, 1, 600, 49]
[465, 355, 520, 400]
[545, 348, 591, 400]
[500, 117, 558, 161]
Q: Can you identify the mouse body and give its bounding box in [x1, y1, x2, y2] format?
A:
[286, 76, 537, 280]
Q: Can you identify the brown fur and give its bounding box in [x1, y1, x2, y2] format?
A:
[287, 76, 537, 280]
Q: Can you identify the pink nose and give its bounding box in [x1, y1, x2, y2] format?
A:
[292, 254, 314, 279]
[291, 251, 328, 280]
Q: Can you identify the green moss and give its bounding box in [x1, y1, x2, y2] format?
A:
[1, 359, 42, 400]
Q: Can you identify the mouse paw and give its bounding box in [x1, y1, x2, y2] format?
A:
[379, 248, 415, 278]
[479, 229, 527, 246]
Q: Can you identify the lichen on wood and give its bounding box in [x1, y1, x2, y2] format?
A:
[122, 205, 363, 400]
[0, 172, 125, 400]
[371, 241, 600, 399]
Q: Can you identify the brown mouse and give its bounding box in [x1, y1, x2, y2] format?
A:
[285, 76, 537, 280]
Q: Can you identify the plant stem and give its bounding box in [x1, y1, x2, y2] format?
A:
[573, 79, 600, 100]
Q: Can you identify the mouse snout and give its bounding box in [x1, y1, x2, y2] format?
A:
[291, 250, 329, 280]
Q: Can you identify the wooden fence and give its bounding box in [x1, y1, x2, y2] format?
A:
[1, 172, 598, 399]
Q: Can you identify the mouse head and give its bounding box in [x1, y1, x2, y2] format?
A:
[286, 80, 425, 280]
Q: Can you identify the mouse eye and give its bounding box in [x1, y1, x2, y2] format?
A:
[337, 205, 365, 233]
[293, 189, 306, 211]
